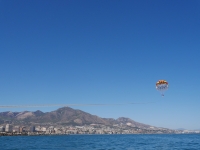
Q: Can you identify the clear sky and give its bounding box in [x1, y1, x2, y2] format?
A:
[0, 0, 200, 130]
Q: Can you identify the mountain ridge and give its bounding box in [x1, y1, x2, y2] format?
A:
[0, 107, 159, 129]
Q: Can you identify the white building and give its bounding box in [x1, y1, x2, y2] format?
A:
[13, 126, 20, 132]
[5, 124, 13, 132]
[41, 127, 46, 132]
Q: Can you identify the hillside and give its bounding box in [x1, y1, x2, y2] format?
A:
[0, 107, 155, 129]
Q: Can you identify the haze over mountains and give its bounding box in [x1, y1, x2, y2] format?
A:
[0, 107, 158, 129]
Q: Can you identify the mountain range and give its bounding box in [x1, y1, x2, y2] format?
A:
[0, 107, 158, 129]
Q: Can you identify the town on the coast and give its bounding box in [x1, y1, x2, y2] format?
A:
[1, 123, 200, 136]
[0, 107, 199, 136]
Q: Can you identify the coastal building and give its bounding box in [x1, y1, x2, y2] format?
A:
[95, 129, 103, 134]
[5, 124, 13, 132]
[30, 126, 36, 132]
[41, 127, 46, 132]
[55, 128, 62, 134]
[13, 126, 20, 132]
[0, 126, 5, 132]
[19, 126, 26, 132]
[35, 126, 41, 131]
[46, 126, 55, 134]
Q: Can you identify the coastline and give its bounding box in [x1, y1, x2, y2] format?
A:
[1, 132, 199, 136]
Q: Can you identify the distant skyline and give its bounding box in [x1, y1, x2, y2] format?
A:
[0, 0, 200, 130]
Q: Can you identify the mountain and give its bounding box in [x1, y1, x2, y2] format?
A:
[116, 117, 151, 129]
[0, 107, 156, 129]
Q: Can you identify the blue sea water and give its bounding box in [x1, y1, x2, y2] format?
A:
[0, 134, 200, 150]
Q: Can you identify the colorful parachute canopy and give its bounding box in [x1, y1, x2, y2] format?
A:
[156, 80, 169, 96]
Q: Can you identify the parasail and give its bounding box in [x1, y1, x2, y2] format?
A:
[156, 80, 169, 96]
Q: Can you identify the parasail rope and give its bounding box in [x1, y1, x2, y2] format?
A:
[0, 101, 159, 108]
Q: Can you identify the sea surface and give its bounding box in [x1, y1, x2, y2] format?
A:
[0, 134, 200, 150]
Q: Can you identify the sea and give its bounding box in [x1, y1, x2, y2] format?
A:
[0, 134, 200, 150]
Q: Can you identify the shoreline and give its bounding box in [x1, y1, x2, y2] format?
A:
[1, 132, 199, 136]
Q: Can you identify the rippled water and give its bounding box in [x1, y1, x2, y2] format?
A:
[0, 134, 200, 150]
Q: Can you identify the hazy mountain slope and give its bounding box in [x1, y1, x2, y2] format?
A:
[0, 107, 155, 128]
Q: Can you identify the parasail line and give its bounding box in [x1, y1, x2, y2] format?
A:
[0, 101, 158, 108]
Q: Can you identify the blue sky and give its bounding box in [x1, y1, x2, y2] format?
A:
[0, 0, 200, 130]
